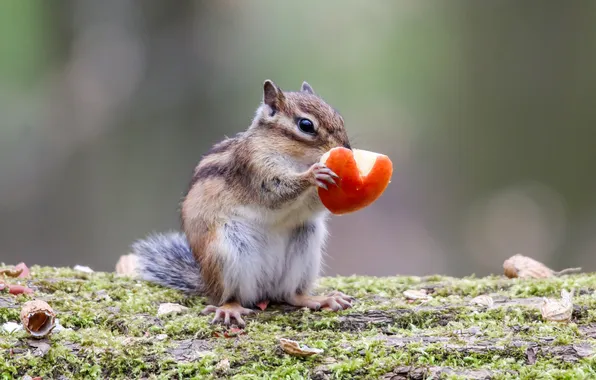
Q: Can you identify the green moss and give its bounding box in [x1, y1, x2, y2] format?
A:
[0, 308, 19, 324]
[1, 267, 596, 378]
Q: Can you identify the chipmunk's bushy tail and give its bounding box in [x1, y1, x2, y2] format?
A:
[132, 232, 204, 294]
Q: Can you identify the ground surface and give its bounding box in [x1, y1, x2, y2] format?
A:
[1, 267, 596, 379]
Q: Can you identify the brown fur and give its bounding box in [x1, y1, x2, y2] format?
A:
[258, 84, 350, 154]
[181, 196, 225, 303]
[181, 80, 351, 304]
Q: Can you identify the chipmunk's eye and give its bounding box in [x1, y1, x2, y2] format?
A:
[297, 118, 316, 135]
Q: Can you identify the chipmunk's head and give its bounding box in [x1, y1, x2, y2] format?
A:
[250, 80, 351, 166]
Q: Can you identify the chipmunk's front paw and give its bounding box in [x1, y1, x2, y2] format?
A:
[202, 302, 254, 327]
[288, 291, 354, 311]
[308, 162, 339, 190]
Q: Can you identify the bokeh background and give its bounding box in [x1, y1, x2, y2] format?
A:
[1, 0, 595, 278]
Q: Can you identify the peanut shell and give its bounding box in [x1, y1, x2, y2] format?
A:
[403, 289, 432, 301]
[503, 254, 581, 279]
[540, 289, 573, 322]
[470, 295, 494, 308]
[279, 338, 323, 357]
[20, 300, 56, 338]
[115, 254, 139, 277]
[503, 254, 554, 279]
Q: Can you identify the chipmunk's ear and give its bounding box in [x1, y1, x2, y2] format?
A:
[301, 81, 315, 95]
[263, 80, 285, 114]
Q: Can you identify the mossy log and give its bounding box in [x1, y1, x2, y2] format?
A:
[1, 267, 596, 379]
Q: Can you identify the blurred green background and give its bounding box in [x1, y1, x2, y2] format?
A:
[1, 0, 595, 277]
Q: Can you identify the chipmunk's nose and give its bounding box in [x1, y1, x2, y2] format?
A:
[343, 142, 352, 150]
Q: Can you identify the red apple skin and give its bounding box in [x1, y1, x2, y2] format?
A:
[318, 147, 393, 215]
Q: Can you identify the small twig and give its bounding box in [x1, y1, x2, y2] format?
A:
[553, 267, 582, 276]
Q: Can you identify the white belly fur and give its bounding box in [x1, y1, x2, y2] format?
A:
[218, 197, 329, 305]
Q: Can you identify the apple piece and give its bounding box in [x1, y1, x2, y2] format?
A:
[318, 147, 393, 215]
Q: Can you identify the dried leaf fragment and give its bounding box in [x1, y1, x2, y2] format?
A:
[403, 289, 432, 302]
[503, 254, 581, 279]
[20, 300, 56, 338]
[157, 303, 188, 316]
[279, 338, 324, 357]
[470, 295, 494, 308]
[541, 289, 573, 322]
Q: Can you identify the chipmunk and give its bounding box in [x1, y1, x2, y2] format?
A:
[132, 80, 354, 326]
